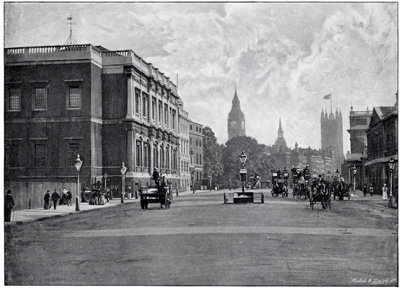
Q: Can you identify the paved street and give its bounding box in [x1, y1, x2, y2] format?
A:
[4, 189, 398, 286]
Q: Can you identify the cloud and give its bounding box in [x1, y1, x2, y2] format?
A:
[4, 2, 397, 154]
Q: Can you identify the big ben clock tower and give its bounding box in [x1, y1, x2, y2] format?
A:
[227, 87, 246, 140]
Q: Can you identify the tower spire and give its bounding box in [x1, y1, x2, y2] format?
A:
[65, 14, 77, 45]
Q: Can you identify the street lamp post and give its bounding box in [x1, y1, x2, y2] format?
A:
[388, 158, 396, 208]
[104, 173, 110, 200]
[353, 165, 357, 192]
[208, 173, 212, 191]
[120, 162, 128, 204]
[238, 150, 247, 194]
[74, 153, 83, 212]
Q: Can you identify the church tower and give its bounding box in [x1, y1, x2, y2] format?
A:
[227, 87, 246, 140]
[321, 107, 344, 172]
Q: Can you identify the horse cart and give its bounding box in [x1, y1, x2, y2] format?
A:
[140, 185, 172, 209]
[332, 181, 351, 200]
[292, 179, 309, 200]
[271, 179, 289, 197]
[309, 180, 331, 210]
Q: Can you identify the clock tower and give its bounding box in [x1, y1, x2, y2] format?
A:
[227, 87, 246, 140]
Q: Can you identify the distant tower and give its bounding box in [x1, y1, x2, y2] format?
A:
[321, 107, 344, 172]
[273, 118, 288, 153]
[227, 87, 246, 140]
[64, 14, 77, 45]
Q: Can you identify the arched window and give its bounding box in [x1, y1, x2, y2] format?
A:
[153, 145, 158, 169]
[160, 145, 165, 169]
[136, 140, 142, 168]
[144, 141, 150, 168]
[166, 146, 170, 170]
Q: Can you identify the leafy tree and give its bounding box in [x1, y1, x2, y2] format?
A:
[202, 127, 224, 182]
[221, 136, 273, 184]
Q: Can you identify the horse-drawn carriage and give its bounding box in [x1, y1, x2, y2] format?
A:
[309, 179, 331, 210]
[292, 179, 309, 199]
[332, 180, 351, 200]
[291, 167, 309, 200]
[271, 169, 289, 197]
[139, 184, 172, 209]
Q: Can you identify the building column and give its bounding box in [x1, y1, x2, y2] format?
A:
[150, 140, 154, 175]
[125, 68, 135, 119]
[126, 125, 135, 176]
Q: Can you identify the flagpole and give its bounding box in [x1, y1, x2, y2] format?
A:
[330, 94, 332, 114]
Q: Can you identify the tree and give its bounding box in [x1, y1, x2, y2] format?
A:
[202, 127, 224, 182]
[222, 136, 273, 184]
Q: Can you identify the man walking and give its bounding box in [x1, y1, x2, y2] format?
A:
[51, 189, 60, 210]
[5, 190, 15, 222]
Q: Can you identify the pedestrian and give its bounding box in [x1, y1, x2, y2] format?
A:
[51, 189, 60, 210]
[382, 184, 388, 200]
[363, 184, 367, 197]
[152, 167, 160, 187]
[66, 189, 72, 206]
[369, 184, 374, 197]
[5, 190, 15, 222]
[44, 190, 51, 209]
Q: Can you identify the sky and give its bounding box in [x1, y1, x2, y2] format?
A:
[4, 2, 398, 155]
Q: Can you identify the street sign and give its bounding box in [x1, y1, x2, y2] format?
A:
[240, 169, 247, 174]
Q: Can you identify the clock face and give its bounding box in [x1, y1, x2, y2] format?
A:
[241, 121, 245, 129]
[230, 120, 237, 127]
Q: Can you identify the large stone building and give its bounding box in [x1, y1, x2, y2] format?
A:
[345, 106, 372, 189]
[4, 44, 191, 208]
[177, 103, 191, 192]
[189, 120, 204, 189]
[364, 103, 398, 194]
[321, 108, 344, 173]
[227, 87, 246, 140]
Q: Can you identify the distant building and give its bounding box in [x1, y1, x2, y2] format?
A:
[178, 102, 191, 192]
[189, 120, 204, 189]
[227, 87, 245, 140]
[365, 101, 398, 194]
[321, 108, 344, 173]
[345, 106, 372, 189]
[271, 118, 290, 170]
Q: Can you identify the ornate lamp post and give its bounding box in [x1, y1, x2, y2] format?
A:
[238, 150, 247, 194]
[74, 153, 83, 212]
[388, 158, 396, 208]
[353, 165, 357, 192]
[120, 162, 128, 203]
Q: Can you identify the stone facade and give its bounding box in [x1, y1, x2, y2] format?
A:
[189, 120, 204, 189]
[4, 44, 187, 207]
[321, 108, 344, 173]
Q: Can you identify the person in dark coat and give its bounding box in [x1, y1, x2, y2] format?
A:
[44, 190, 51, 209]
[5, 190, 15, 222]
[66, 189, 72, 206]
[363, 184, 367, 197]
[51, 189, 60, 210]
[152, 168, 160, 187]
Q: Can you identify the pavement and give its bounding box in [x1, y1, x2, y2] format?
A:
[5, 188, 210, 225]
[5, 188, 396, 225]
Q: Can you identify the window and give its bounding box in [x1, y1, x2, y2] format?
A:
[144, 142, 150, 168]
[196, 140, 198, 147]
[172, 110, 176, 130]
[35, 143, 46, 167]
[166, 148, 170, 169]
[152, 98, 156, 120]
[199, 140, 202, 147]
[33, 87, 47, 110]
[68, 86, 81, 109]
[136, 140, 142, 167]
[159, 102, 163, 123]
[190, 125, 192, 130]
[69, 143, 80, 166]
[142, 93, 148, 119]
[196, 127, 198, 132]
[135, 89, 141, 115]
[7, 86, 21, 112]
[160, 147, 165, 168]
[164, 104, 168, 125]
[199, 128, 202, 133]
[154, 146, 158, 168]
